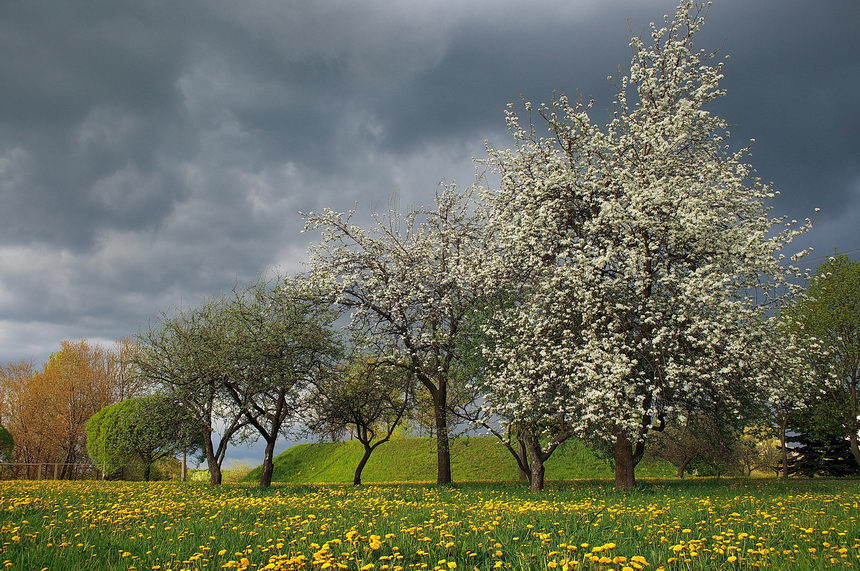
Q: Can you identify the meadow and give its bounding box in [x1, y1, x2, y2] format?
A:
[0, 479, 858, 570]
[241, 437, 676, 484]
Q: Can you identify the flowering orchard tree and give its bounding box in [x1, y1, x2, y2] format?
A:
[304, 187, 484, 485]
[478, 1, 810, 490]
[758, 314, 829, 478]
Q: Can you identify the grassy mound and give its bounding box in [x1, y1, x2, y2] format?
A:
[243, 436, 675, 483]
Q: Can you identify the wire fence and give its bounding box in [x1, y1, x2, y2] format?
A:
[0, 462, 102, 481]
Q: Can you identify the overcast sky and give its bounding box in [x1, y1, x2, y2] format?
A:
[2, 0, 859, 466]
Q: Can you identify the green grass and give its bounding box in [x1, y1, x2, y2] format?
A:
[0, 478, 857, 569]
[243, 436, 676, 483]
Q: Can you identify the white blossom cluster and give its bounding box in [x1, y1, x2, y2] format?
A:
[474, 1, 812, 447]
[304, 186, 485, 396]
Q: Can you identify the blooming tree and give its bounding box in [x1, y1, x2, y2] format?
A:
[305, 187, 484, 485]
[478, 1, 809, 489]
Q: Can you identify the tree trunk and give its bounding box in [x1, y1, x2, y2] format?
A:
[259, 437, 277, 487]
[203, 436, 222, 486]
[677, 457, 691, 478]
[433, 391, 452, 485]
[182, 452, 187, 482]
[354, 444, 373, 486]
[144, 462, 152, 482]
[848, 378, 860, 468]
[517, 435, 530, 482]
[520, 430, 545, 491]
[779, 414, 788, 479]
[613, 429, 636, 491]
[848, 430, 860, 469]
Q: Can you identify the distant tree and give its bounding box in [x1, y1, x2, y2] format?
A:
[110, 337, 149, 402]
[477, 1, 809, 490]
[651, 413, 739, 478]
[86, 396, 199, 481]
[305, 186, 485, 485]
[788, 428, 860, 478]
[136, 301, 250, 485]
[754, 314, 828, 478]
[1, 341, 144, 478]
[307, 355, 413, 485]
[25, 341, 115, 477]
[0, 362, 35, 471]
[787, 255, 860, 469]
[736, 426, 782, 477]
[0, 425, 12, 461]
[222, 276, 341, 487]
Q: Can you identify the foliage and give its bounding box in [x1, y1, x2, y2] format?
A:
[788, 430, 860, 478]
[0, 425, 12, 461]
[221, 275, 342, 487]
[476, 1, 809, 489]
[86, 396, 199, 480]
[1, 479, 858, 570]
[787, 254, 860, 468]
[0, 341, 125, 476]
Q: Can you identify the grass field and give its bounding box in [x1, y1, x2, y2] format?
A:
[243, 437, 676, 483]
[0, 478, 858, 570]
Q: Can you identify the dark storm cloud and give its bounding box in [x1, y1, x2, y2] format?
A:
[1, 0, 859, 371]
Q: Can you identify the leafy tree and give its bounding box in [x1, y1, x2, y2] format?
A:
[787, 255, 860, 469]
[136, 302, 250, 485]
[306, 355, 413, 485]
[305, 187, 485, 485]
[651, 414, 739, 478]
[736, 426, 782, 477]
[478, 1, 808, 489]
[14, 342, 116, 477]
[87, 396, 198, 480]
[222, 276, 342, 487]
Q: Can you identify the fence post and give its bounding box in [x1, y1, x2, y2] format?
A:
[36, 463, 43, 480]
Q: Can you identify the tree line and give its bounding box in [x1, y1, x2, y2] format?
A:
[0, 339, 146, 478]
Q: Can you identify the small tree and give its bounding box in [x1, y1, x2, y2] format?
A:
[478, 1, 809, 489]
[86, 396, 199, 481]
[307, 356, 413, 485]
[222, 276, 341, 487]
[651, 414, 739, 478]
[136, 301, 250, 485]
[736, 426, 782, 477]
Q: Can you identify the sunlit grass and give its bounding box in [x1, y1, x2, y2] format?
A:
[0, 478, 857, 570]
